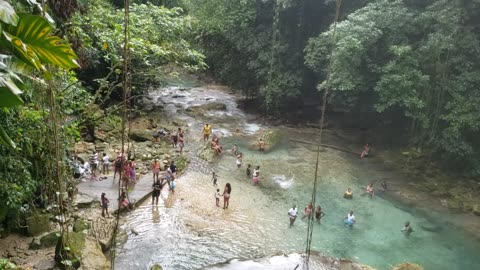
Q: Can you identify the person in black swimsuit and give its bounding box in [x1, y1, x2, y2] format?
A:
[152, 179, 162, 205]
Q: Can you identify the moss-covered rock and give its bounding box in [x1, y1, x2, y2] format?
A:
[130, 129, 154, 142]
[473, 204, 480, 216]
[40, 231, 59, 248]
[73, 219, 90, 233]
[26, 213, 50, 236]
[55, 231, 85, 269]
[197, 145, 216, 162]
[392, 262, 424, 270]
[248, 129, 283, 152]
[151, 264, 163, 270]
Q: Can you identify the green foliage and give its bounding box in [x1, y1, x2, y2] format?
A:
[0, 2, 79, 148]
[0, 151, 36, 209]
[0, 258, 17, 269]
[305, 0, 480, 172]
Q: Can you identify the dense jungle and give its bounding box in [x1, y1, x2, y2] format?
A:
[0, 0, 480, 269]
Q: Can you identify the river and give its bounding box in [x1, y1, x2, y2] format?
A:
[114, 83, 480, 270]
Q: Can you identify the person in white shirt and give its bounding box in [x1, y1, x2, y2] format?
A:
[344, 211, 356, 227]
[288, 205, 298, 227]
[102, 153, 110, 175]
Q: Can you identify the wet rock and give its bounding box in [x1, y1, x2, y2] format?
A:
[392, 262, 424, 270]
[248, 129, 283, 152]
[151, 264, 164, 270]
[185, 102, 227, 115]
[74, 193, 98, 209]
[26, 213, 50, 236]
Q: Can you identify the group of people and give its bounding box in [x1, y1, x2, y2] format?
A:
[171, 127, 186, 154]
[151, 159, 178, 204]
[84, 151, 111, 179]
[288, 203, 326, 227]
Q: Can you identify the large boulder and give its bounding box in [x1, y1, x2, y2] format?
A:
[26, 213, 51, 236]
[129, 129, 154, 142]
[473, 204, 480, 216]
[73, 219, 91, 233]
[81, 236, 111, 270]
[248, 129, 283, 152]
[40, 231, 60, 248]
[185, 102, 227, 116]
[55, 231, 85, 269]
[74, 193, 98, 209]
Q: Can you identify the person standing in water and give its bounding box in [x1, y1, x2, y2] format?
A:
[152, 159, 161, 182]
[101, 193, 110, 218]
[401, 221, 414, 236]
[246, 164, 251, 179]
[366, 183, 375, 198]
[152, 179, 162, 205]
[303, 202, 313, 219]
[252, 166, 260, 185]
[343, 188, 353, 199]
[236, 152, 242, 168]
[258, 138, 266, 152]
[215, 188, 221, 207]
[222, 183, 232, 209]
[178, 128, 185, 154]
[202, 123, 212, 142]
[212, 172, 218, 186]
[171, 129, 178, 148]
[288, 205, 298, 227]
[344, 211, 356, 227]
[315, 206, 325, 223]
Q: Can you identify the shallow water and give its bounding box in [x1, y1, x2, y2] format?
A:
[114, 85, 480, 270]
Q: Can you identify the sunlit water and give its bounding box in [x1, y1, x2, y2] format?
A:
[114, 85, 480, 270]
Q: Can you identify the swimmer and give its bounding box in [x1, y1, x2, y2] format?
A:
[380, 180, 388, 192]
[401, 221, 414, 236]
[344, 211, 356, 227]
[288, 205, 298, 227]
[343, 188, 353, 199]
[360, 143, 370, 158]
[315, 206, 325, 222]
[366, 183, 375, 198]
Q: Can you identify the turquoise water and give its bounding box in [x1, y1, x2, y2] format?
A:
[114, 86, 480, 270]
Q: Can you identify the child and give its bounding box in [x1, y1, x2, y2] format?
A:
[236, 153, 242, 168]
[232, 144, 239, 155]
[170, 179, 176, 194]
[246, 164, 251, 179]
[215, 188, 221, 207]
[101, 193, 110, 218]
[212, 172, 218, 186]
[252, 166, 260, 185]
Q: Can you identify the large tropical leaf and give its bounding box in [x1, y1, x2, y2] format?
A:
[0, 1, 19, 26]
[3, 14, 79, 70]
[0, 124, 16, 148]
[0, 55, 26, 108]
